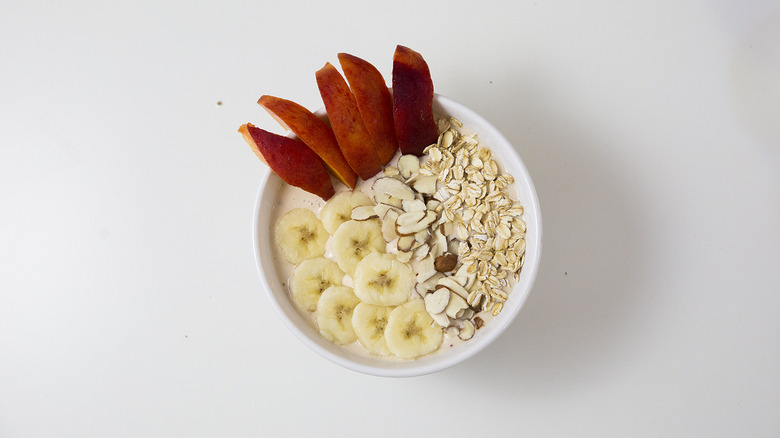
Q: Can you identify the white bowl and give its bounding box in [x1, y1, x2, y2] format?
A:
[253, 94, 542, 377]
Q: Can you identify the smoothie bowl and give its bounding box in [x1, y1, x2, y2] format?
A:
[252, 93, 542, 377]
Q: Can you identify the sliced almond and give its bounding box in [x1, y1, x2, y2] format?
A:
[372, 177, 415, 200]
[455, 263, 478, 290]
[421, 210, 439, 227]
[381, 209, 400, 242]
[440, 221, 455, 236]
[414, 229, 429, 244]
[375, 203, 402, 219]
[397, 235, 415, 252]
[430, 229, 448, 259]
[396, 250, 413, 263]
[444, 325, 460, 338]
[412, 243, 430, 261]
[411, 175, 438, 195]
[383, 166, 400, 178]
[426, 199, 442, 211]
[456, 261, 476, 275]
[351, 205, 378, 221]
[415, 279, 435, 293]
[397, 154, 420, 180]
[396, 210, 426, 227]
[437, 277, 470, 299]
[447, 239, 460, 255]
[430, 311, 451, 328]
[402, 199, 427, 212]
[423, 272, 444, 290]
[396, 210, 437, 235]
[429, 241, 443, 260]
[457, 319, 475, 340]
[414, 255, 437, 283]
[460, 308, 475, 320]
[375, 193, 403, 208]
[450, 275, 469, 289]
[444, 292, 469, 318]
[413, 282, 428, 298]
[425, 288, 450, 315]
[386, 237, 399, 253]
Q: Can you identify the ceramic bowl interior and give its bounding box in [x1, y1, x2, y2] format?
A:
[253, 94, 542, 377]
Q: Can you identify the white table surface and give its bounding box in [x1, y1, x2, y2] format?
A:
[2, 0, 779, 436]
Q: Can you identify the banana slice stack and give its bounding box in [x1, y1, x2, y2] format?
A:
[274, 153, 489, 359]
[274, 186, 447, 359]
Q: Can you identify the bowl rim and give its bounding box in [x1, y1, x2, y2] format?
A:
[252, 93, 542, 377]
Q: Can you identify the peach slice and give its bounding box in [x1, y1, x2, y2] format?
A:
[316, 62, 383, 180]
[392, 45, 439, 156]
[338, 52, 399, 166]
[258, 95, 358, 189]
[239, 123, 335, 201]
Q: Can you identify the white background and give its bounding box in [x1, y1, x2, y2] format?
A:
[2, 0, 779, 436]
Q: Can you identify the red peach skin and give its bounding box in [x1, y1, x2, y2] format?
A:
[239, 123, 335, 201]
[392, 45, 439, 156]
[338, 52, 399, 166]
[258, 95, 358, 189]
[316, 62, 382, 180]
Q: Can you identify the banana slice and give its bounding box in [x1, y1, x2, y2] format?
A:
[274, 208, 329, 264]
[316, 286, 361, 345]
[331, 219, 385, 276]
[353, 252, 413, 306]
[384, 299, 443, 359]
[290, 257, 345, 312]
[320, 191, 374, 235]
[352, 303, 394, 356]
